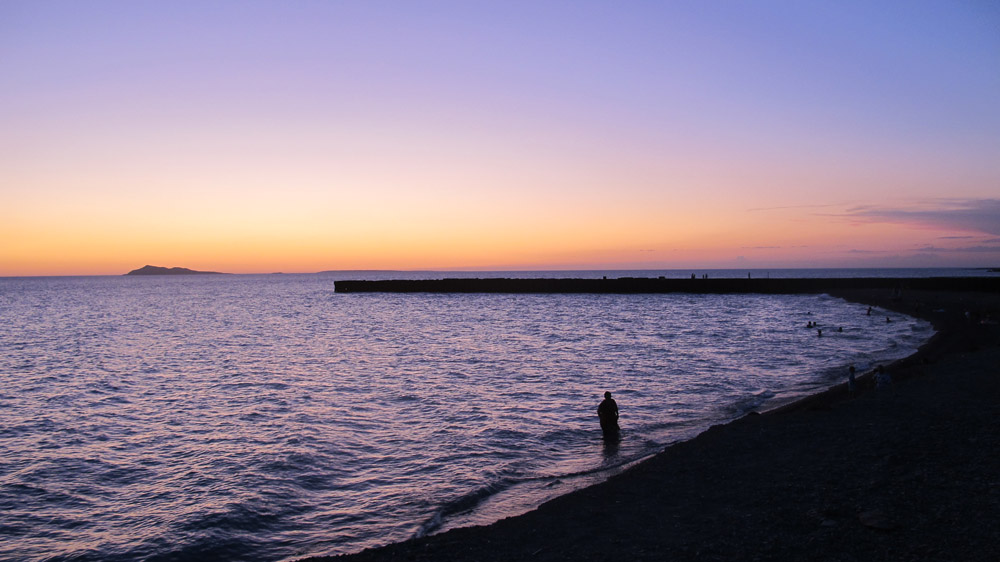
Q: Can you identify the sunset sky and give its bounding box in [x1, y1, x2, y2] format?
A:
[3, 1, 999, 276]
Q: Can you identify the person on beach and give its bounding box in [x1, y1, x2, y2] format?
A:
[875, 366, 892, 391]
[597, 391, 620, 440]
[848, 365, 857, 397]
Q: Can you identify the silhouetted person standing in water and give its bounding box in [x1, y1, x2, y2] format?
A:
[597, 391, 620, 441]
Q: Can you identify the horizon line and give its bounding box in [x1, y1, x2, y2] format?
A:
[2, 265, 998, 280]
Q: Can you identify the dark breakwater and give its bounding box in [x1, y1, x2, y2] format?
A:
[334, 276, 1000, 294]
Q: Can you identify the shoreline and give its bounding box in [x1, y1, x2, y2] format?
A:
[310, 287, 999, 562]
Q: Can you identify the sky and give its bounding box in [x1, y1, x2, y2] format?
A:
[2, 1, 999, 276]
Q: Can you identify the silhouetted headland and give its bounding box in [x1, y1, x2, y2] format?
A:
[125, 265, 225, 276]
[334, 276, 999, 294]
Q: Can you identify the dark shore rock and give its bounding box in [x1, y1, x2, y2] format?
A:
[305, 288, 1000, 562]
[124, 265, 224, 276]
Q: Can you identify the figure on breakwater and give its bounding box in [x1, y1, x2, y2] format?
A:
[597, 391, 620, 441]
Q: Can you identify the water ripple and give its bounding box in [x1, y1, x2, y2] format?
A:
[0, 274, 933, 561]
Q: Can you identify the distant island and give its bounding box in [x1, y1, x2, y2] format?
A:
[125, 265, 225, 276]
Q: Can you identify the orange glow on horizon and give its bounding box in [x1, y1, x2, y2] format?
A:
[3, 4, 999, 277]
[3, 203, 991, 277]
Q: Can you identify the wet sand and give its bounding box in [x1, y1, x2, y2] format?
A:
[311, 288, 1000, 562]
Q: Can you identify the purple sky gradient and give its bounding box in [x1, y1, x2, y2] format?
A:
[3, 1, 1000, 274]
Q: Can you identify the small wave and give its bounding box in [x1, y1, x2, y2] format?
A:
[129, 533, 259, 562]
[535, 426, 598, 446]
[415, 434, 662, 541]
[476, 427, 532, 441]
[724, 390, 776, 416]
[414, 477, 516, 538]
[176, 498, 307, 538]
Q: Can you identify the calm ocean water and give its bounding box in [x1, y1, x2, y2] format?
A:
[0, 269, 969, 561]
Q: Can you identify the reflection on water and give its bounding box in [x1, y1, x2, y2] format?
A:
[0, 273, 932, 561]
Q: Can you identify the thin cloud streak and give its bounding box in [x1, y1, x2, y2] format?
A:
[915, 245, 1000, 254]
[748, 204, 840, 212]
[843, 199, 1000, 236]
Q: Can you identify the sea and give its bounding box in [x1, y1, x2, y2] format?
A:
[0, 268, 991, 561]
